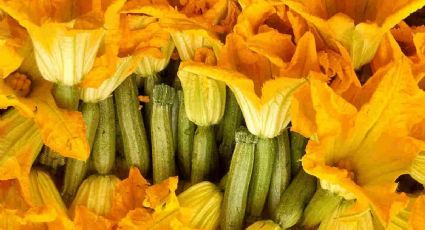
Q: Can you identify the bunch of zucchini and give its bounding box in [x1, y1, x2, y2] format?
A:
[32, 60, 323, 229]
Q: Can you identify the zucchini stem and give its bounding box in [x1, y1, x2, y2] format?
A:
[191, 125, 216, 184]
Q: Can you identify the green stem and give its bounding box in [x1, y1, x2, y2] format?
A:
[290, 131, 308, 177]
[115, 75, 150, 175]
[151, 84, 176, 183]
[92, 97, 116, 174]
[302, 187, 343, 228]
[190, 125, 216, 184]
[176, 90, 196, 179]
[217, 89, 244, 170]
[52, 83, 79, 110]
[221, 127, 257, 230]
[267, 130, 292, 214]
[171, 88, 179, 151]
[247, 137, 276, 221]
[62, 102, 100, 204]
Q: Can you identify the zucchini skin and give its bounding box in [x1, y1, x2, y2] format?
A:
[247, 137, 276, 219]
[221, 127, 258, 230]
[151, 84, 176, 183]
[176, 90, 195, 179]
[114, 75, 150, 175]
[290, 131, 308, 177]
[217, 89, 244, 170]
[92, 97, 116, 174]
[62, 102, 100, 204]
[190, 125, 216, 184]
[267, 130, 292, 214]
[272, 169, 317, 229]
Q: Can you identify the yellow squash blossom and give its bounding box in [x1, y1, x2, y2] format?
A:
[0, 179, 56, 230]
[0, 14, 31, 79]
[284, 0, 425, 69]
[117, 7, 175, 77]
[0, 109, 42, 202]
[291, 59, 425, 226]
[71, 167, 193, 229]
[0, 170, 73, 229]
[409, 194, 425, 229]
[179, 31, 324, 138]
[231, 0, 360, 95]
[0, 55, 89, 160]
[0, 0, 125, 87]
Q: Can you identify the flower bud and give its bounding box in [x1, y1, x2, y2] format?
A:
[246, 220, 281, 230]
[177, 181, 223, 230]
[70, 174, 120, 217]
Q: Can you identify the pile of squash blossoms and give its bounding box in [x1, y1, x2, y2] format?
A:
[0, 0, 425, 229]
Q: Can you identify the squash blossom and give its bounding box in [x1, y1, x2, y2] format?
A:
[0, 180, 57, 229]
[179, 31, 315, 138]
[0, 0, 125, 87]
[246, 220, 281, 230]
[0, 109, 42, 203]
[284, 0, 425, 69]
[70, 174, 121, 217]
[291, 59, 425, 226]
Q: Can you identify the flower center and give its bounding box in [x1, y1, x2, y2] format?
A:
[5, 72, 32, 97]
[194, 47, 217, 65]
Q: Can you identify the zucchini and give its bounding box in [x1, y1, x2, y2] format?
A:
[272, 169, 317, 229]
[302, 187, 342, 228]
[267, 130, 292, 214]
[151, 84, 176, 183]
[221, 127, 257, 230]
[247, 137, 277, 220]
[143, 74, 161, 138]
[190, 125, 216, 184]
[62, 102, 99, 204]
[290, 131, 308, 177]
[114, 75, 150, 175]
[92, 97, 116, 174]
[176, 90, 195, 179]
[217, 89, 244, 170]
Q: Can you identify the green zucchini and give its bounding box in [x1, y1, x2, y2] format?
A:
[151, 84, 176, 183]
[272, 169, 317, 229]
[115, 75, 150, 175]
[290, 131, 308, 177]
[143, 74, 161, 138]
[92, 97, 116, 174]
[190, 125, 216, 184]
[247, 137, 277, 220]
[176, 90, 195, 179]
[217, 89, 244, 170]
[302, 187, 343, 228]
[62, 102, 99, 204]
[221, 127, 257, 230]
[267, 130, 292, 214]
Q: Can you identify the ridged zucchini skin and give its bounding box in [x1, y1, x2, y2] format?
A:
[92, 97, 116, 174]
[267, 130, 292, 214]
[176, 90, 195, 179]
[190, 125, 216, 184]
[272, 169, 317, 229]
[246, 137, 276, 219]
[290, 131, 308, 177]
[217, 89, 244, 170]
[62, 102, 100, 204]
[151, 84, 176, 183]
[114, 75, 150, 175]
[221, 127, 258, 230]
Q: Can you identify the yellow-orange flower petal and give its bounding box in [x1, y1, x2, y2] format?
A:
[0, 15, 31, 79]
[294, 59, 425, 226]
[285, 0, 425, 69]
[73, 206, 114, 230]
[0, 64, 89, 160]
